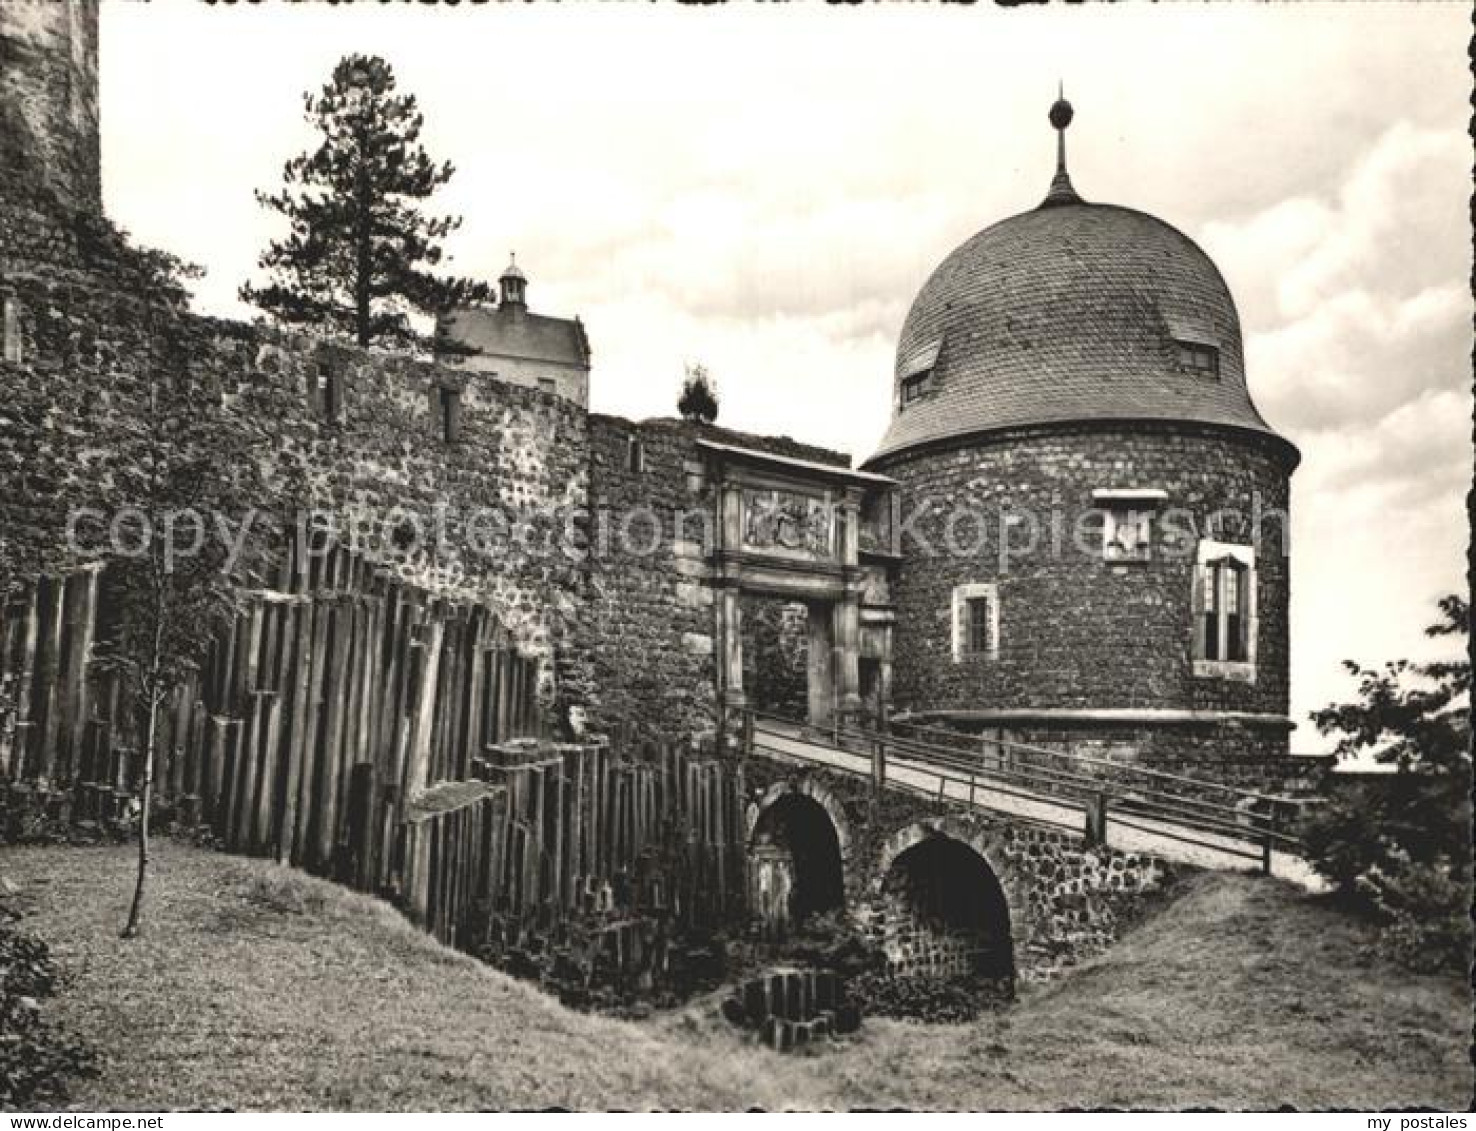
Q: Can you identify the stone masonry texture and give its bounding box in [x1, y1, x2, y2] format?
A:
[1, 170, 587, 711]
[580, 414, 849, 741]
[0, 1, 101, 214]
[743, 753, 1177, 982]
[872, 421, 1297, 773]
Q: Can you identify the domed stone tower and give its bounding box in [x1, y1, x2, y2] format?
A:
[0, 0, 101, 212]
[865, 96, 1300, 777]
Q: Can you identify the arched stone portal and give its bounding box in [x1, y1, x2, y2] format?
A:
[747, 784, 848, 937]
[877, 830, 1014, 981]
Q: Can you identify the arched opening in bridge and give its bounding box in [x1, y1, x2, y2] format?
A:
[881, 834, 1013, 981]
[749, 793, 845, 936]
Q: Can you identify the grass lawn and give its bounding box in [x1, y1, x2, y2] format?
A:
[3, 840, 1470, 1111]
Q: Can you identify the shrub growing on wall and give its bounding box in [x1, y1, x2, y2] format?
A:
[677, 363, 719, 425]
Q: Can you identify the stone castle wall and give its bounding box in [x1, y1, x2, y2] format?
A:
[0, 199, 588, 705]
[0, 146, 862, 744]
[581, 415, 849, 741]
[872, 422, 1296, 767]
[581, 415, 719, 739]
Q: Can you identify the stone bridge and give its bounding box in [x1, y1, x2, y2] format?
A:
[736, 717, 1318, 984]
[741, 746, 1175, 983]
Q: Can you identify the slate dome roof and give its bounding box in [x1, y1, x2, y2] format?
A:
[868, 112, 1291, 464]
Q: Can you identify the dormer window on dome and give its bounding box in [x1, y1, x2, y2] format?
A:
[898, 340, 940, 411]
[1176, 339, 1220, 380]
[901, 372, 932, 407]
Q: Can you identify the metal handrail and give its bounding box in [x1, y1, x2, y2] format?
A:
[867, 736, 1297, 841]
[835, 722, 1299, 848]
[875, 720, 1295, 840]
[747, 730, 1085, 837]
[744, 707, 1301, 867]
[884, 713, 1296, 808]
[827, 720, 1284, 824]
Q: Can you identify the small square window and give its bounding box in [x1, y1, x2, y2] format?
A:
[1176, 340, 1220, 379]
[1103, 507, 1152, 562]
[900, 370, 932, 408]
[538, 377, 557, 395]
[1093, 489, 1165, 563]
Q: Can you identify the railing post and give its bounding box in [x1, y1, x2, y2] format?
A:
[1085, 790, 1108, 846]
[742, 708, 755, 757]
[872, 735, 886, 795]
[1261, 805, 1277, 875]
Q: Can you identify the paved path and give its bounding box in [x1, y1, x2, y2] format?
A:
[751, 723, 1326, 891]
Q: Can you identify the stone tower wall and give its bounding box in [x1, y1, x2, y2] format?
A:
[0, 0, 101, 213]
[873, 422, 1297, 770]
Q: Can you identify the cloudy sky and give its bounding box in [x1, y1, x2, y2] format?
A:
[100, 1, 1470, 753]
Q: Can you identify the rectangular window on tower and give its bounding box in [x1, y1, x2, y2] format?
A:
[966, 597, 992, 656]
[1193, 541, 1255, 679]
[951, 582, 999, 662]
[1093, 488, 1167, 562]
[2, 297, 21, 364]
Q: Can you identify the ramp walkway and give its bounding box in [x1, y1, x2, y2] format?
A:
[743, 712, 1323, 889]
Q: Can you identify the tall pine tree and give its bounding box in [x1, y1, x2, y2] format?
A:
[240, 54, 491, 350]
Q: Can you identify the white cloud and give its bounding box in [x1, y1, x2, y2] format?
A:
[1200, 121, 1471, 749]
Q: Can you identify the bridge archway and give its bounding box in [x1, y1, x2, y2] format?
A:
[746, 781, 850, 935]
[875, 824, 1016, 981]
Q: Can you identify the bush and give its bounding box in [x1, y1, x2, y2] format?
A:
[0, 916, 98, 1108]
[677, 363, 719, 424]
[1299, 595, 1471, 976]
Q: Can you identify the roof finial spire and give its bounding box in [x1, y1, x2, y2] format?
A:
[1042, 82, 1082, 208]
[499, 251, 528, 309]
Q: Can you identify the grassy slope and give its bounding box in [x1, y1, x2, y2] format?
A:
[3, 841, 1469, 1111]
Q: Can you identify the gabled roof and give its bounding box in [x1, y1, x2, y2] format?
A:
[438, 305, 590, 369]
